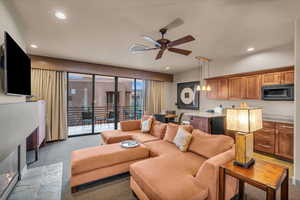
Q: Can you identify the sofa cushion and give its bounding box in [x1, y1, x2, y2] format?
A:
[188, 131, 234, 158]
[101, 130, 133, 144]
[72, 143, 149, 175]
[120, 120, 141, 131]
[150, 121, 167, 139]
[144, 140, 180, 157]
[130, 153, 208, 200]
[173, 127, 193, 152]
[163, 123, 193, 143]
[131, 133, 160, 143]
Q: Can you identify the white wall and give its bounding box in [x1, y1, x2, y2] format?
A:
[0, 0, 28, 174]
[167, 45, 295, 121]
[294, 19, 300, 183]
[0, 0, 26, 103]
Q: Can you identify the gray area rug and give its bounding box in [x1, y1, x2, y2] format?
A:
[8, 162, 62, 200]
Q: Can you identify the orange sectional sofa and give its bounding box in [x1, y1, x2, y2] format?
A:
[72, 118, 238, 199]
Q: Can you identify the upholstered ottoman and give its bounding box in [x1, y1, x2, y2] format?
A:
[71, 143, 149, 192]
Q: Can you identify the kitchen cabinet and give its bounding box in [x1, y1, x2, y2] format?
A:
[228, 77, 246, 99]
[275, 123, 294, 160]
[245, 75, 261, 99]
[206, 79, 228, 99]
[206, 79, 219, 99]
[254, 121, 276, 154]
[205, 67, 294, 101]
[254, 121, 293, 161]
[218, 79, 229, 99]
[281, 70, 294, 84]
[188, 113, 225, 134]
[262, 72, 281, 85]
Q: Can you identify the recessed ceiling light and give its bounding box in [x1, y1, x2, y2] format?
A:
[55, 11, 66, 20]
[166, 67, 170, 70]
[30, 44, 38, 48]
[247, 47, 255, 52]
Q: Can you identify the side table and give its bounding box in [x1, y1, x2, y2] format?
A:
[219, 159, 289, 200]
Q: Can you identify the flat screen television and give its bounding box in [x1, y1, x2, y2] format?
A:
[1, 32, 31, 96]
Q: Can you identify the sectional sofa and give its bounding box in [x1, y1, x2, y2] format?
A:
[71, 117, 238, 200]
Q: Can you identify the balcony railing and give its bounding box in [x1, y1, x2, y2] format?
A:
[67, 106, 144, 126]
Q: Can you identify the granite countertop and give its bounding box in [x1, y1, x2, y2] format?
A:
[262, 117, 294, 124]
[185, 112, 225, 118]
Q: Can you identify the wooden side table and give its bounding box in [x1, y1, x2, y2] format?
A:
[219, 159, 289, 200]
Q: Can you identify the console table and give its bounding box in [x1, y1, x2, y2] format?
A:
[219, 159, 289, 200]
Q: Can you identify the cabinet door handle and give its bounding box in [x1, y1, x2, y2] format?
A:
[279, 125, 293, 129]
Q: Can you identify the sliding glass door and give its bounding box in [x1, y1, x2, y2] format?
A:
[67, 73, 145, 136]
[67, 73, 93, 136]
[94, 75, 116, 132]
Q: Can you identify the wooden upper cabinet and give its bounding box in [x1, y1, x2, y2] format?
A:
[218, 79, 228, 99]
[228, 77, 246, 99]
[205, 67, 294, 100]
[262, 72, 281, 85]
[281, 70, 294, 84]
[206, 79, 219, 99]
[206, 79, 228, 99]
[245, 75, 261, 99]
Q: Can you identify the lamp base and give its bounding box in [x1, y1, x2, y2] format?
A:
[233, 158, 255, 168]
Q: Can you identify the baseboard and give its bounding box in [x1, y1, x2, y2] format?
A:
[292, 177, 300, 185]
[21, 165, 27, 179]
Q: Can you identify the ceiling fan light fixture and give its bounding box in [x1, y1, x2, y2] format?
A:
[196, 85, 201, 91]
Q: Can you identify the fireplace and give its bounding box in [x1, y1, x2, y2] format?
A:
[0, 146, 20, 200]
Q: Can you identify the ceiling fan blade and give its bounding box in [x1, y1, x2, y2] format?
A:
[155, 49, 164, 60]
[161, 18, 184, 31]
[129, 44, 158, 52]
[167, 35, 195, 47]
[168, 48, 192, 56]
[142, 35, 161, 47]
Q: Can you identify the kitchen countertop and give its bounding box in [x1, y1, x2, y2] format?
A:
[185, 112, 225, 118]
[262, 117, 294, 124]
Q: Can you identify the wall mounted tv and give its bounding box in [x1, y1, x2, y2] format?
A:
[0, 31, 31, 96]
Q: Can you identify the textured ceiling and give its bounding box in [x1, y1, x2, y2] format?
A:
[6, 0, 300, 74]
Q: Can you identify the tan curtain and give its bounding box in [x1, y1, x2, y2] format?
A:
[31, 69, 67, 141]
[145, 80, 166, 114]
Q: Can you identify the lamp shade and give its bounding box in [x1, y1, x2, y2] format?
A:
[226, 107, 262, 133]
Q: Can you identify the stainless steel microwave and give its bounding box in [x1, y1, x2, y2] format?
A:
[262, 84, 294, 101]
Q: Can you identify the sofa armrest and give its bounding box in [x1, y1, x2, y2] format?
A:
[195, 147, 238, 200]
[120, 120, 141, 131]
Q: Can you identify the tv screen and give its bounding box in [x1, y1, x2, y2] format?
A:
[3, 32, 31, 96]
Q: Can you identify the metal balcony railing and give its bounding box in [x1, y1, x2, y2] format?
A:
[67, 106, 144, 126]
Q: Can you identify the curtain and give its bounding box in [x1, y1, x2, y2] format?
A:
[31, 69, 67, 141]
[145, 80, 166, 114]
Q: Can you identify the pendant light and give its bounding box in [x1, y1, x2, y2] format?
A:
[196, 62, 202, 91]
[196, 57, 211, 91]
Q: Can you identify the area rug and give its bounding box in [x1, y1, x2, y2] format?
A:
[8, 162, 62, 200]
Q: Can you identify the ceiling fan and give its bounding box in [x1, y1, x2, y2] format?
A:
[130, 18, 195, 60]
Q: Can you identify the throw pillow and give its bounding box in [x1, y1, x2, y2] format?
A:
[150, 121, 167, 139]
[173, 127, 192, 152]
[163, 123, 193, 143]
[141, 118, 152, 133]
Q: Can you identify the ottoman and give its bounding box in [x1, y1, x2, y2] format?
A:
[71, 143, 149, 192]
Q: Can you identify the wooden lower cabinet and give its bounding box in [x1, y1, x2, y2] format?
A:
[275, 123, 294, 160]
[254, 121, 293, 161]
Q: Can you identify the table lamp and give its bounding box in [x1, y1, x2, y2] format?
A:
[226, 106, 262, 168]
